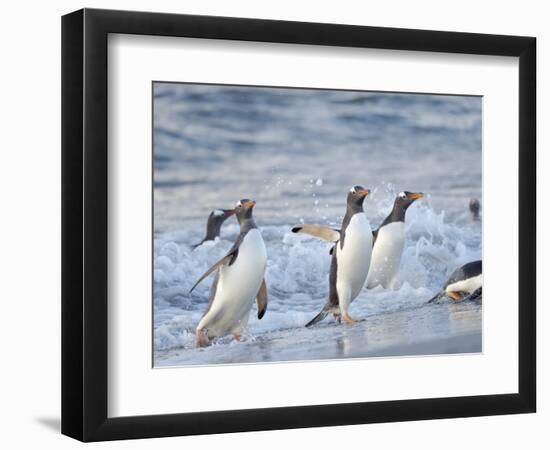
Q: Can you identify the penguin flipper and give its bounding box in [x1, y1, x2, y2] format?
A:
[256, 278, 268, 319]
[189, 250, 238, 293]
[191, 239, 205, 250]
[292, 224, 340, 242]
[305, 304, 330, 327]
[463, 287, 482, 303]
[427, 291, 444, 304]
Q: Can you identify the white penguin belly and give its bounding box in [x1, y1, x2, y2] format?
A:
[336, 213, 373, 309]
[446, 274, 482, 295]
[199, 229, 267, 337]
[366, 222, 405, 289]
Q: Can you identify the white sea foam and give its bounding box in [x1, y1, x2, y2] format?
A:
[154, 191, 481, 354]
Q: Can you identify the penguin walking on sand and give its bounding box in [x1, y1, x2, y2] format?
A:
[192, 208, 236, 248]
[366, 191, 424, 289]
[292, 186, 373, 326]
[427, 260, 482, 304]
[190, 199, 267, 346]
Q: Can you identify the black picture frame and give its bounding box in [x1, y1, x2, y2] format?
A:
[62, 8, 536, 442]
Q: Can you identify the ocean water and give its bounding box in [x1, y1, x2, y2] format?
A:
[153, 83, 482, 366]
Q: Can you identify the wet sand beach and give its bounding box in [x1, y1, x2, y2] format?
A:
[155, 301, 481, 367]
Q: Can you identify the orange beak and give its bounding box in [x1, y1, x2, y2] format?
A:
[357, 189, 370, 197]
[407, 192, 424, 200]
[243, 200, 256, 208]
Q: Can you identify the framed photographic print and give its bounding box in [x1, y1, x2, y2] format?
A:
[62, 8, 536, 442]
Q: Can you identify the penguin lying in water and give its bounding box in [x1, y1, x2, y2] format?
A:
[190, 199, 268, 346]
[192, 208, 236, 248]
[428, 260, 482, 304]
[292, 186, 373, 326]
[366, 191, 424, 289]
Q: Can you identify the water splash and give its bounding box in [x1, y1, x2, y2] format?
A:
[154, 184, 481, 353]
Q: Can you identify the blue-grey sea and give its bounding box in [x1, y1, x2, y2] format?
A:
[153, 83, 482, 367]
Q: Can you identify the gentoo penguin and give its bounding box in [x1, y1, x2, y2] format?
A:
[292, 186, 373, 326]
[366, 191, 424, 289]
[469, 198, 481, 221]
[427, 260, 482, 303]
[190, 199, 267, 346]
[192, 208, 235, 248]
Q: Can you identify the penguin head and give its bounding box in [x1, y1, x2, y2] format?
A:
[234, 199, 256, 223]
[347, 185, 370, 209]
[395, 191, 424, 210]
[208, 208, 235, 227]
[469, 198, 480, 219]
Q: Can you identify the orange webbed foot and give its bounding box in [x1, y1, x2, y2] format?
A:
[342, 313, 356, 324]
[195, 329, 209, 347]
[447, 291, 464, 301]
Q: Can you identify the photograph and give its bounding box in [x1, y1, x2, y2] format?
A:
[152, 82, 482, 367]
[0, 0, 542, 446]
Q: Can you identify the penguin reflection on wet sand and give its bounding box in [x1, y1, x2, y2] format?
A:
[292, 186, 373, 326]
[190, 199, 267, 346]
[428, 260, 482, 304]
[366, 191, 424, 289]
[192, 208, 236, 248]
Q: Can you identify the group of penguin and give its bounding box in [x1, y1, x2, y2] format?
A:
[189, 187, 482, 347]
